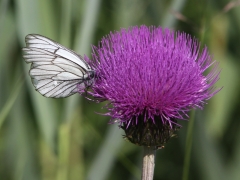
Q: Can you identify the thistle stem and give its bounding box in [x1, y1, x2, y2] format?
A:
[141, 146, 156, 180]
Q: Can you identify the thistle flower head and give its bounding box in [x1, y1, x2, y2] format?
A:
[84, 25, 220, 147]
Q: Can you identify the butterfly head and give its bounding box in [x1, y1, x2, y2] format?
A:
[85, 70, 95, 80]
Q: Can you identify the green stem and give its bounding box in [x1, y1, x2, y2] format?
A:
[0, 77, 24, 130]
[182, 110, 196, 180]
[57, 123, 71, 180]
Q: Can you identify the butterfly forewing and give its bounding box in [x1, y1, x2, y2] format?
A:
[23, 34, 93, 98]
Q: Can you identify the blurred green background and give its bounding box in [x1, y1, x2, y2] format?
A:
[0, 0, 239, 179]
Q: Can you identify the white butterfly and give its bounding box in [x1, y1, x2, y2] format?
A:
[22, 34, 94, 98]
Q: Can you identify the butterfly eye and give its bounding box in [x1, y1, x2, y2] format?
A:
[89, 71, 95, 79]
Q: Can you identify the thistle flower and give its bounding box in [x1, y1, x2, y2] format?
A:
[84, 25, 220, 148]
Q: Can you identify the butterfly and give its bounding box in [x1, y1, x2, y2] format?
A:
[22, 34, 94, 98]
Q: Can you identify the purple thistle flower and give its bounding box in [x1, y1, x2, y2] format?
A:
[84, 25, 220, 147]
